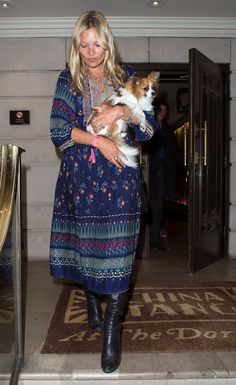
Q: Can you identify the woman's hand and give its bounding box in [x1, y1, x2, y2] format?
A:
[91, 105, 125, 134]
[96, 136, 126, 169]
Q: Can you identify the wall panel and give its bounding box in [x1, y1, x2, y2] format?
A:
[150, 37, 230, 63]
[0, 138, 61, 164]
[0, 71, 60, 97]
[0, 97, 53, 138]
[0, 38, 66, 71]
[115, 37, 149, 62]
[21, 164, 59, 205]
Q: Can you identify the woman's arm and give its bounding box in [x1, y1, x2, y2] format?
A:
[131, 111, 160, 142]
[50, 71, 125, 168]
[90, 104, 159, 141]
[50, 70, 77, 151]
[71, 127, 126, 168]
[90, 104, 129, 134]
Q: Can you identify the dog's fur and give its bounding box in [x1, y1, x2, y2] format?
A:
[87, 71, 160, 168]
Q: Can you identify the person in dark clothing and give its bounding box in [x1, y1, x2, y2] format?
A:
[149, 99, 178, 251]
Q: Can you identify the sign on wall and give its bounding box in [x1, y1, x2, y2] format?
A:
[9, 110, 30, 125]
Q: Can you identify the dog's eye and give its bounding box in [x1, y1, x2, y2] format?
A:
[143, 86, 149, 91]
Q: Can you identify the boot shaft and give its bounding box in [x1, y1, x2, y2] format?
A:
[104, 292, 127, 330]
[101, 292, 127, 373]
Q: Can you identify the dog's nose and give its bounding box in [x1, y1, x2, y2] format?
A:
[151, 91, 155, 96]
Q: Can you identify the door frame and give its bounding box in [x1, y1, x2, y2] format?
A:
[130, 62, 230, 262]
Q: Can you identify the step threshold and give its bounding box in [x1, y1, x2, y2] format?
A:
[12, 350, 236, 384]
[16, 378, 236, 385]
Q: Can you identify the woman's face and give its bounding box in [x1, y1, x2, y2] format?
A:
[79, 27, 106, 70]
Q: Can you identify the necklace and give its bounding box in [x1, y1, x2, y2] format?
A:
[89, 75, 108, 94]
[83, 75, 114, 122]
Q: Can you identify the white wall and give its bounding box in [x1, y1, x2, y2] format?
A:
[0, 37, 65, 260]
[0, 36, 235, 259]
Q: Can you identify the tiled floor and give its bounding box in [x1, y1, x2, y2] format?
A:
[18, 221, 236, 383]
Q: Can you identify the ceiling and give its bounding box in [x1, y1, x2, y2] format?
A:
[1, 0, 236, 18]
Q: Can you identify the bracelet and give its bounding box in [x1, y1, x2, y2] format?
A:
[91, 134, 100, 147]
[89, 135, 100, 164]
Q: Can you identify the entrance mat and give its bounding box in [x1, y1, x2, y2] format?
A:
[41, 283, 236, 353]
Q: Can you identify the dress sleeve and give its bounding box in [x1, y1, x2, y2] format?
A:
[50, 70, 77, 151]
[131, 111, 159, 141]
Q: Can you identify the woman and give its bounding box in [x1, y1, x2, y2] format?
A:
[49, 10, 157, 373]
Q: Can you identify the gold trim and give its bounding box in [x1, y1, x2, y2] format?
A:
[0, 144, 19, 253]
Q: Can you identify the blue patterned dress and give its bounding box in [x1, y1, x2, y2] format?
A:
[49, 67, 158, 294]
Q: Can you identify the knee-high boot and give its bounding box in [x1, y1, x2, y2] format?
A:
[101, 292, 126, 373]
[84, 288, 103, 331]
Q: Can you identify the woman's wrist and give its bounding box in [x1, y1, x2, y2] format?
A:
[91, 134, 100, 148]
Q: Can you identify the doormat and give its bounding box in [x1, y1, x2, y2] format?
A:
[41, 283, 236, 353]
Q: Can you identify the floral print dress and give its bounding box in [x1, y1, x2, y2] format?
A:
[49, 67, 158, 294]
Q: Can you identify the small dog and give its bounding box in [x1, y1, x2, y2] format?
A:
[87, 71, 160, 168]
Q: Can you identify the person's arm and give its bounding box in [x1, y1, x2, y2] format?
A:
[129, 111, 160, 142]
[71, 127, 127, 168]
[49, 71, 105, 148]
[50, 70, 77, 151]
[90, 103, 140, 133]
[50, 71, 125, 167]
[90, 101, 159, 141]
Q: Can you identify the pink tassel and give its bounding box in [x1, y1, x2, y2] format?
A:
[89, 148, 96, 164]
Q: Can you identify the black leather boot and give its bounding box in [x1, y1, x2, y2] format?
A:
[101, 292, 126, 373]
[84, 288, 103, 331]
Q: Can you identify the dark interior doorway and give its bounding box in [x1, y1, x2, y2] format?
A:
[133, 58, 229, 273]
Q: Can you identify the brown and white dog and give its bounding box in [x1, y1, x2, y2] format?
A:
[87, 71, 160, 168]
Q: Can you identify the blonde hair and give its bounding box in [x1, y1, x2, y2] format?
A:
[68, 10, 125, 94]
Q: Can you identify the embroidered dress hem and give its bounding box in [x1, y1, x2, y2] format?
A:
[50, 213, 140, 294]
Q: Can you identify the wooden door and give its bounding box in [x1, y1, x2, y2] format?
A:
[188, 48, 225, 272]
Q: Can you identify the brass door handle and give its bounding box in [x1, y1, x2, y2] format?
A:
[195, 120, 208, 166]
[184, 122, 187, 167]
[203, 120, 207, 166]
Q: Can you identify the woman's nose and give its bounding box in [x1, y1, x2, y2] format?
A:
[88, 46, 95, 56]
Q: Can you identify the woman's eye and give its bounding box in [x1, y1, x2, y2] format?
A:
[95, 43, 101, 47]
[80, 44, 87, 48]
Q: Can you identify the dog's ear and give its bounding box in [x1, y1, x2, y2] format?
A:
[126, 77, 136, 86]
[148, 71, 160, 81]
[128, 76, 140, 92]
[132, 76, 140, 86]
